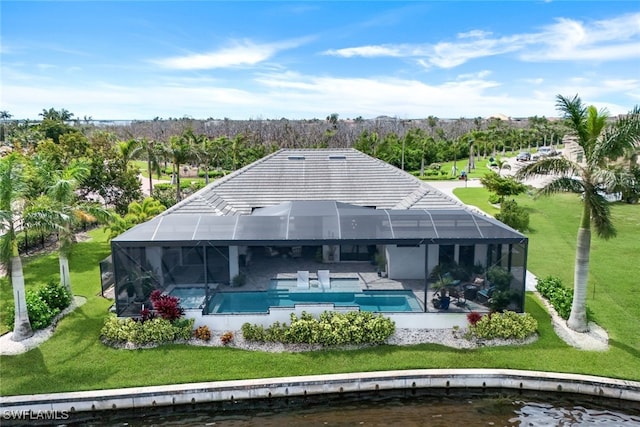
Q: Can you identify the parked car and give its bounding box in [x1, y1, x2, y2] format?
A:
[516, 152, 531, 162]
[537, 146, 558, 157]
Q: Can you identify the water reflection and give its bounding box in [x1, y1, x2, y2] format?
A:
[68, 390, 640, 426]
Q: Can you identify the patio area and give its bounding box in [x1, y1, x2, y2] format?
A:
[220, 247, 489, 314]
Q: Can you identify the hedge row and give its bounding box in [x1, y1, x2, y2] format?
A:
[241, 311, 395, 346]
[100, 316, 194, 345]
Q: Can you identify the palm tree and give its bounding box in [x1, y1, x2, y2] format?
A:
[125, 197, 165, 224]
[164, 134, 194, 203]
[117, 138, 143, 169]
[495, 158, 511, 176]
[0, 153, 33, 341]
[37, 160, 112, 294]
[516, 94, 640, 332]
[137, 138, 162, 194]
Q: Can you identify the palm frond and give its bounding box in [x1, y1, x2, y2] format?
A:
[514, 157, 580, 180]
[596, 105, 640, 162]
[555, 94, 589, 145]
[537, 176, 585, 198]
[585, 191, 616, 239]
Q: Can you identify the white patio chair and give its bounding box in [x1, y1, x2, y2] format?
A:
[297, 270, 310, 289]
[317, 270, 331, 289]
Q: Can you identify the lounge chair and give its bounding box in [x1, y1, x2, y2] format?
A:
[317, 270, 330, 289]
[297, 270, 310, 289]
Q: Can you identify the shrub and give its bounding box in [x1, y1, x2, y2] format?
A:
[149, 290, 184, 321]
[100, 315, 194, 345]
[467, 311, 482, 326]
[6, 281, 72, 331]
[38, 280, 72, 312]
[172, 317, 195, 340]
[469, 311, 537, 340]
[25, 291, 60, 330]
[242, 311, 395, 347]
[194, 325, 211, 341]
[495, 199, 530, 232]
[136, 318, 177, 344]
[220, 331, 234, 345]
[241, 323, 266, 342]
[536, 276, 575, 320]
[488, 193, 501, 204]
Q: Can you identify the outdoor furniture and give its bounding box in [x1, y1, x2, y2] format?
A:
[317, 270, 331, 289]
[477, 286, 495, 303]
[291, 246, 302, 258]
[297, 270, 310, 289]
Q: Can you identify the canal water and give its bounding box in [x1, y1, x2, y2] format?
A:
[63, 389, 640, 426]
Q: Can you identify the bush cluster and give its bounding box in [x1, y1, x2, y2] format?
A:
[100, 316, 195, 345]
[536, 276, 574, 319]
[495, 199, 530, 232]
[220, 331, 234, 345]
[194, 325, 211, 341]
[468, 311, 538, 340]
[6, 280, 72, 331]
[197, 169, 227, 179]
[241, 311, 395, 346]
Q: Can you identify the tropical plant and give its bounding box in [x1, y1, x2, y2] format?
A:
[163, 133, 195, 203]
[495, 199, 530, 232]
[480, 171, 527, 203]
[516, 94, 640, 332]
[124, 197, 165, 224]
[0, 153, 33, 340]
[33, 159, 111, 294]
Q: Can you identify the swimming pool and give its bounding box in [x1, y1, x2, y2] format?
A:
[208, 290, 422, 313]
[168, 287, 207, 310]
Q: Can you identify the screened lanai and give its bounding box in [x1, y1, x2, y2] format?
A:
[109, 201, 528, 317]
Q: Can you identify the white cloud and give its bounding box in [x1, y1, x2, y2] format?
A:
[323, 45, 404, 58]
[323, 12, 640, 68]
[520, 13, 640, 61]
[152, 38, 307, 70]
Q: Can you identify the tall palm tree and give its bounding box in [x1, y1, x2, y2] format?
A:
[165, 134, 194, 203]
[0, 153, 33, 341]
[36, 160, 112, 294]
[516, 94, 640, 332]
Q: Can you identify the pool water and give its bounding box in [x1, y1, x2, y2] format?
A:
[208, 289, 422, 313]
[168, 287, 207, 310]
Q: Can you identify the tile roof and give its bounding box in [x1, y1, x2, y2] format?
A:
[162, 148, 462, 217]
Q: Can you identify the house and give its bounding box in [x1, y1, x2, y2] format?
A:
[107, 149, 528, 329]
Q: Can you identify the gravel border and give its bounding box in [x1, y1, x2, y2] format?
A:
[2, 292, 608, 355]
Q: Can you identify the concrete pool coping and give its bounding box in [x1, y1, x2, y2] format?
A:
[2, 369, 639, 415]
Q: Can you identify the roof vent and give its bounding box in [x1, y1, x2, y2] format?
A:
[328, 155, 346, 160]
[287, 155, 305, 160]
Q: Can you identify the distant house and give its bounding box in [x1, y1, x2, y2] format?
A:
[107, 149, 528, 329]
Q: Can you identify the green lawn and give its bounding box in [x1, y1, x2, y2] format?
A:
[1, 194, 639, 396]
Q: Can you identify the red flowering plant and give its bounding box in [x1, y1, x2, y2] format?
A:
[149, 290, 184, 321]
[467, 311, 483, 326]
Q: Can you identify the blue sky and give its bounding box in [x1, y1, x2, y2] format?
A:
[1, 1, 639, 120]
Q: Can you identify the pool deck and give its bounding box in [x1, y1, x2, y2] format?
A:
[230, 254, 487, 313]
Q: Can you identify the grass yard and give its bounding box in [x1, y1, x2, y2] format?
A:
[1, 193, 639, 396]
